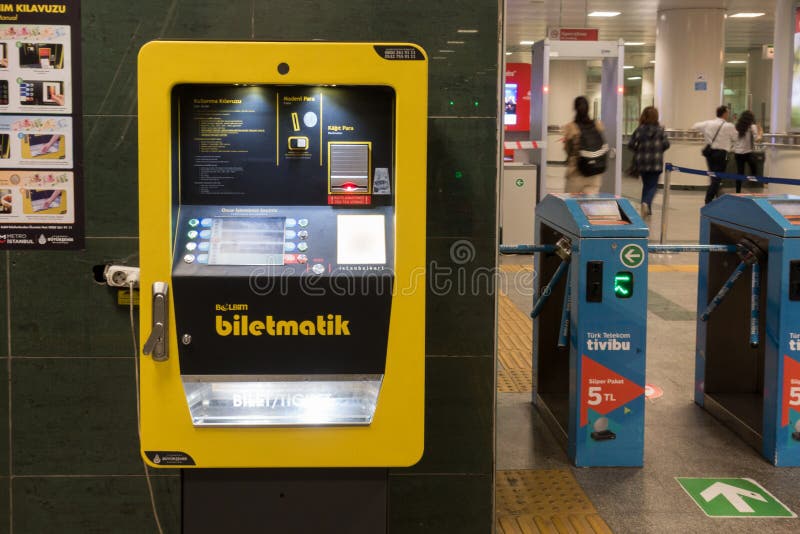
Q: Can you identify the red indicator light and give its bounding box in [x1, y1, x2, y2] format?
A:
[617, 86, 624, 94]
[342, 182, 358, 191]
[543, 85, 550, 93]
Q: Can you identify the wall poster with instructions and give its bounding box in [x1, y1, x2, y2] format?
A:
[0, 0, 83, 249]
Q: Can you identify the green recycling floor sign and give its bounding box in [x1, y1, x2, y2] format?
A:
[677, 478, 796, 518]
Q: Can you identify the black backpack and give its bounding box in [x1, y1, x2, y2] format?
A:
[576, 122, 608, 177]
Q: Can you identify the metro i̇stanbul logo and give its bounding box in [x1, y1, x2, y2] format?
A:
[215, 314, 351, 336]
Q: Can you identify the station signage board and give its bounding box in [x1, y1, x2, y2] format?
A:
[547, 28, 599, 41]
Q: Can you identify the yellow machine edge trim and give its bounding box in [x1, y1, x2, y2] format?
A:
[138, 41, 427, 468]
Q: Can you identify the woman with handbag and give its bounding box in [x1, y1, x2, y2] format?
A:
[627, 106, 670, 220]
[733, 110, 763, 193]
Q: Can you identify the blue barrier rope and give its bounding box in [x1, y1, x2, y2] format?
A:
[665, 162, 800, 187]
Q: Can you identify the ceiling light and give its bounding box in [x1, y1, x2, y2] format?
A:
[457, 29, 479, 33]
[623, 65, 634, 69]
[727, 60, 747, 64]
[627, 76, 642, 80]
[650, 60, 656, 64]
[624, 42, 645, 46]
[506, 52, 512, 55]
[520, 40, 535, 45]
[588, 11, 621, 17]
[447, 41, 465, 45]
[730, 12, 765, 18]
[438, 50, 455, 53]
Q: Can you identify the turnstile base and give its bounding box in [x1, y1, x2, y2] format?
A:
[702, 392, 763, 454]
[535, 393, 569, 450]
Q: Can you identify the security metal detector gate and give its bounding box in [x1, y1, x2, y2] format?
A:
[530, 39, 624, 200]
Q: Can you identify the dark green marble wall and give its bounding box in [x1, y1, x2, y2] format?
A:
[1, 1, 498, 532]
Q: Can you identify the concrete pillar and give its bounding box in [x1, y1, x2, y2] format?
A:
[641, 66, 655, 109]
[655, 8, 725, 129]
[746, 47, 772, 129]
[766, 0, 800, 193]
[547, 60, 587, 126]
[770, 0, 794, 133]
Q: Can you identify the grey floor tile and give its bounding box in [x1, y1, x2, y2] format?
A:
[496, 392, 569, 470]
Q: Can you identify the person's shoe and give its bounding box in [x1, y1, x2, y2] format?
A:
[640, 203, 650, 220]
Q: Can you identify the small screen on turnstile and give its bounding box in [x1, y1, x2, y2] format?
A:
[577, 200, 629, 225]
[770, 201, 800, 225]
[208, 218, 286, 265]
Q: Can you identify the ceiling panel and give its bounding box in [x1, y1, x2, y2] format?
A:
[506, 0, 777, 64]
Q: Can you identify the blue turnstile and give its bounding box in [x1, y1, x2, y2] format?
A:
[696, 194, 800, 466]
[533, 194, 648, 467]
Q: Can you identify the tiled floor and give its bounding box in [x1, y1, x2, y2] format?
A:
[496, 176, 800, 533]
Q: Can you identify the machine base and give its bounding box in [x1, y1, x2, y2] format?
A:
[182, 468, 387, 534]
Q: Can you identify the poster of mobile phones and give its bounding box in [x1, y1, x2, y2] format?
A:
[0, 25, 71, 113]
[0, 115, 72, 168]
[0, 170, 74, 223]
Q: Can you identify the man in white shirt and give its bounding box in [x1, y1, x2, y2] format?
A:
[692, 106, 737, 204]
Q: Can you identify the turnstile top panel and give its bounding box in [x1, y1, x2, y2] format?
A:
[535, 193, 648, 238]
[701, 194, 800, 238]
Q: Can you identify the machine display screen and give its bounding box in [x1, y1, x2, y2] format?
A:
[504, 83, 518, 125]
[770, 201, 800, 225]
[208, 217, 286, 266]
[577, 200, 630, 226]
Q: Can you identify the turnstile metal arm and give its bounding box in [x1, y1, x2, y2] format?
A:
[750, 262, 760, 348]
[143, 282, 169, 362]
[499, 244, 556, 255]
[531, 237, 572, 319]
[700, 261, 749, 322]
[700, 239, 764, 324]
[557, 265, 572, 349]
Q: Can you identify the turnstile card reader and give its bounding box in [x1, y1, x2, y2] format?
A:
[696, 194, 800, 466]
[138, 41, 427, 468]
[533, 194, 648, 467]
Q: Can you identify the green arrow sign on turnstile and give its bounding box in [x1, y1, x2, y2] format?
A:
[619, 244, 644, 269]
[677, 478, 796, 518]
[515, 178, 524, 187]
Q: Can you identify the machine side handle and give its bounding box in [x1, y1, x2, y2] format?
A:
[142, 281, 169, 362]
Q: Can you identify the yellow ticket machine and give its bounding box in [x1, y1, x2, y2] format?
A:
[138, 41, 426, 481]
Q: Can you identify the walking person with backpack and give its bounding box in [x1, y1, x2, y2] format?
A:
[562, 96, 608, 194]
[628, 106, 670, 220]
[692, 105, 737, 204]
[732, 110, 762, 193]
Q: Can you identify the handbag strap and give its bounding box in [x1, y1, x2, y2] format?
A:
[710, 120, 724, 145]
